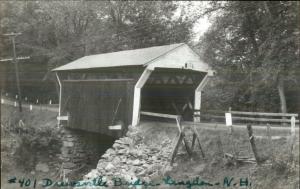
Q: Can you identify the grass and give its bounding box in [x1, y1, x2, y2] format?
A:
[139, 121, 299, 189]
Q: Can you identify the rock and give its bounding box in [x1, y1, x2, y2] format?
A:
[85, 169, 99, 179]
[105, 163, 115, 171]
[112, 143, 124, 149]
[112, 157, 121, 165]
[114, 139, 123, 144]
[132, 159, 142, 166]
[119, 157, 127, 164]
[129, 149, 138, 157]
[142, 163, 151, 169]
[141, 154, 148, 159]
[127, 125, 136, 132]
[120, 137, 133, 145]
[65, 137, 75, 142]
[102, 153, 110, 159]
[106, 148, 115, 155]
[151, 156, 158, 161]
[61, 147, 70, 155]
[97, 162, 107, 170]
[63, 141, 74, 147]
[35, 163, 49, 173]
[137, 169, 147, 176]
[123, 172, 136, 182]
[117, 149, 127, 155]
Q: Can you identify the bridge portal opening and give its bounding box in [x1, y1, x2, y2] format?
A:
[140, 68, 206, 122]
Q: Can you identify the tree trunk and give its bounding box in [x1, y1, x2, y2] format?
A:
[277, 77, 287, 113]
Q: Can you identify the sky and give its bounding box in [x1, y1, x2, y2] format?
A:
[193, 14, 211, 41]
[176, 1, 212, 42]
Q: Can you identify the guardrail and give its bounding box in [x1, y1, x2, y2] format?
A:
[140, 111, 205, 165]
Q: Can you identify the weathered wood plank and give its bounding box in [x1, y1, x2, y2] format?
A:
[140, 111, 180, 119]
[108, 125, 122, 130]
[170, 132, 184, 166]
[57, 116, 68, 121]
[192, 126, 205, 158]
[232, 116, 299, 123]
[247, 125, 261, 164]
[230, 111, 298, 117]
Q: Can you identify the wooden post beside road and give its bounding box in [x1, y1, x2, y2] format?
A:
[266, 124, 274, 162]
[290, 116, 296, 160]
[1, 33, 30, 112]
[247, 124, 261, 164]
[11, 34, 22, 112]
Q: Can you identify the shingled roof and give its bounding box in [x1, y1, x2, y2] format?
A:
[53, 43, 185, 71]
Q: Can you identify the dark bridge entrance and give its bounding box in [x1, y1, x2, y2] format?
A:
[141, 68, 206, 121]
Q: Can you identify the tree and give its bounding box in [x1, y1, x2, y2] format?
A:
[199, 1, 300, 113]
[0, 1, 197, 100]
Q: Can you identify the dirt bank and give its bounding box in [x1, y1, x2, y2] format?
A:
[1, 104, 115, 189]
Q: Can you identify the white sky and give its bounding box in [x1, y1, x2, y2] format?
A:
[193, 14, 211, 41]
[176, 1, 212, 42]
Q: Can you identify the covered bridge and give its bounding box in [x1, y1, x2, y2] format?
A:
[53, 43, 214, 137]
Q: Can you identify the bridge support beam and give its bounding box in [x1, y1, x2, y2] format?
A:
[194, 72, 212, 122]
[132, 69, 152, 126]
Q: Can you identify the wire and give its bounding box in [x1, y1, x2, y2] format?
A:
[2, 18, 198, 61]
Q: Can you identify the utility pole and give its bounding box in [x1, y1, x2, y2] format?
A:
[1, 32, 30, 112]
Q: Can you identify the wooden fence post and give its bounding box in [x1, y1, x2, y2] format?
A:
[291, 116, 296, 136]
[247, 124, 261, 164]
[216, 134, 224, 158]
[170, 132, 184, 166]
[290, 116, 296, 160]
[266, 124, 274, 162]
[225, 111, 237, 158]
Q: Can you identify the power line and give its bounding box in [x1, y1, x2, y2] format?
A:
[1, 32, 31, 112]
[3, 20, 196, 63]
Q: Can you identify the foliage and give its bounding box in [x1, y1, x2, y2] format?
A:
[0, 1, 196, 100]
[199, 1, 300, 113]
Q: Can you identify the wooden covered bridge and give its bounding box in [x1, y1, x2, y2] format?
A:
[52, 43, 214, 137]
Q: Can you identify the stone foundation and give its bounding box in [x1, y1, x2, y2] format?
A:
[82, 122, 179, 188]
[57, 127, 115, 179]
